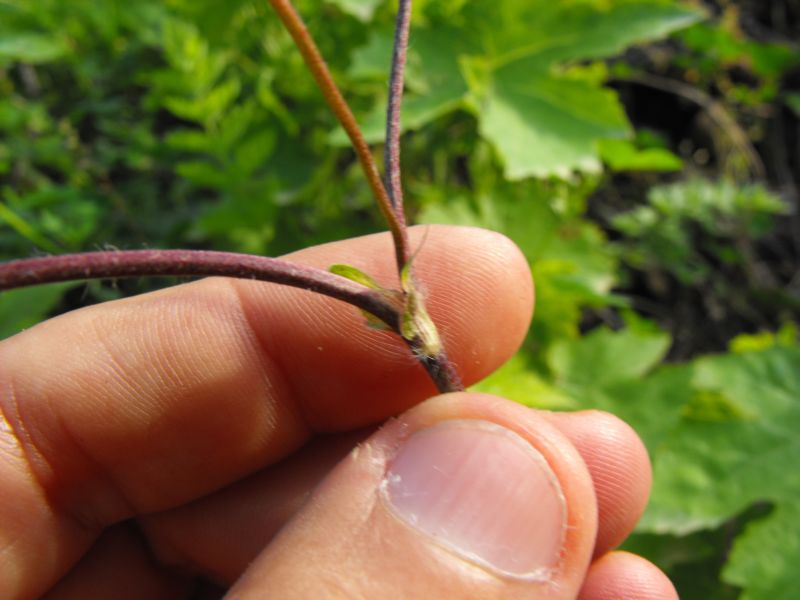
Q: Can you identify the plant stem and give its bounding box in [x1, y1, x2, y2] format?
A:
[0, 250, 399, 328]
[384, 0, 411, 254]
[265, 2, 463, 390]
[0, 249, 463, 392]
[419, 350, 463, 394]
[267, 0, 410, 272]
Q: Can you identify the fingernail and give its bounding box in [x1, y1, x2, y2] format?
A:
[381, 420, 565, 579]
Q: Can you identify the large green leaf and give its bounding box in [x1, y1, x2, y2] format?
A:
[536, 330, 800, 597]
[723, 503, 800, 600]
[419, 179, 621, 353]
[637, 347, 800, 597]
[548, 320, 670, 391]
[477, 1, 701, 178]
[480, 65, 630, 178]
[346, 0, 700, 177]
[472, 354, 578, 410]
[484, 1, 702, 65]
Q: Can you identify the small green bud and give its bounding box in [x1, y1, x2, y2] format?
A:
[399, 263, 442, 357]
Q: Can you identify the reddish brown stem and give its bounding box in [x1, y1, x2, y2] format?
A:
[0, 250, 399, 328]
[0, 250, 464, 392]
[268, 0, 410, 272]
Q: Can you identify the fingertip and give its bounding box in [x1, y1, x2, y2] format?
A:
[544, 410, 652, 557]
[419, 227, 534, 384]
[579, 551, 678, 600]
[237, 225, 535, 429]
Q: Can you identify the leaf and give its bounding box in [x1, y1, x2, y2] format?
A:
[598, 138, 684, 172]
[164, 128, 210, 153]
[477, 0, 701, 179]
[0, 199, 60, 253]
[233, 130, 277, 178]
[623, 529, 742, 600]
[490, 1, 702, 65]
[787, 94, 800, 117]
[202, 77, 242, 123]
[344, 1, 700, 176]
[548, 323, 671, 391]
[417, 186, 559, 262]
[480, 68, 630, 178]
[329, 263, 383, 289]
[326, 0, 382, 21]
[0, 33, 65, 64]
[216, 101, 257, 153]
[590, 364, 693, 455]
[723, 503, 800, 600]
[0, 283, 72, 340]
[175, 160, 227, 188]
[472, 354, 577, 410]
[164, 77, 240, 125]
[193, 182, 278, 253]
[419, 185, 621, 351]
[478, 1, 700, 178]
[329, 265, 399, 331]
[636, 347, 800, 597]
[340, 26, 470, 144]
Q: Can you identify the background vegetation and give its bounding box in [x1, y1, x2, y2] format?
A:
[1, 0, 798, 597]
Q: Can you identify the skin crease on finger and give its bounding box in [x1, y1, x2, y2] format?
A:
[0, 226, 533, 599]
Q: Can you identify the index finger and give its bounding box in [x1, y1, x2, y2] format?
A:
[0, 225, 532, 598]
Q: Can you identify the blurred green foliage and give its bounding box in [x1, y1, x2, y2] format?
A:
[613, 178, 785, 284]
[1, 0, 799, 597]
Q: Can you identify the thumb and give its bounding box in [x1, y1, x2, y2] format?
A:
[228, 394, 598, 599]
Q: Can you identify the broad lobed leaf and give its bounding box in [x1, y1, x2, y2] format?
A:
[347, 0, 701, 178]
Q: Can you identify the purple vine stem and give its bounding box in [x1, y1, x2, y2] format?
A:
[0, 250, 399, 328]
[0, 250, 463, 391]
[385, 0, 411, 236]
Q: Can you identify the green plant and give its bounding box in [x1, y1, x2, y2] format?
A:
[612, 177, 784, 284]
[4, 1, 799, 597]
[1, 0, 462, 392]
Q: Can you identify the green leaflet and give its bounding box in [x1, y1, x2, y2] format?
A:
[0, 33, 66, 64]
[329, 263, 384, 290]
[329, 263, 391, 330]
[547, 321, 671, 391]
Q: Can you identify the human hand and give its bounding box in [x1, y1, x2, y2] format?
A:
[0, 226, 676, 599]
